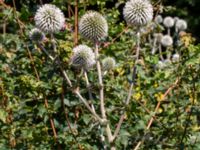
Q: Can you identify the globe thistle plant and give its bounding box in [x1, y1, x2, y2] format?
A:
[29, 28, 45, 42]
[123, 0, 153, 26]
[175, 19, 187, 31]
[34, 4, 65, 33]
[161, 35, 173, 47]
[102, 57, 116, 71]
[79, 11, 108, 42]
[71, 45, 96, 70]
[163, 16, 174, 28]
[155, 15, 163, 24]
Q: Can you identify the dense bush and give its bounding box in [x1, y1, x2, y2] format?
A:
[0, 0, 200, 149]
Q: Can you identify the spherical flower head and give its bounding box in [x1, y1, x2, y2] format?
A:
[34, 4, 65, 33]
[172, 53, 180, 62]
[102, 57, 116, 71]
[79, 11, 108, 42]
[161, 35, 173, 47]
[154, 15, 163, 24]
[71, 45, 96, 70]
[123, 0, 153, 26]
[163, 16, 174, 28]
[29, 28, 45, 42]
[175, 19, 187, 31]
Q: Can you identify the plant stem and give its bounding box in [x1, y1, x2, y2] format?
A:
[94, 43, 113, 144]
[84, 71, 96, 112]
[151, 38, 157, 54]
[74, 0, 78, 46]
[113, 31, 140, 141]
[159, 43, 164, 61]
[74, 89, 103, 122]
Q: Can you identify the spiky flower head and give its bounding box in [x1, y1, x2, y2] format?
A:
[71, 45, 95, 70]
[79, 11, 108, 42]
[161, 35, 173, 47]
[172, 53, 180, 62]
[123, 0, 153, 26]
[29, 28, 45, 42]
[34, 4, 65, 33]
[175, 19, 187, 31]
[155, 15, 163, 24]
[102, 57, 116, 71]
[163, 16, 174, 28]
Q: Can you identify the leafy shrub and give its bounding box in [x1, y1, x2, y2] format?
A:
[0, 0, 200, 149]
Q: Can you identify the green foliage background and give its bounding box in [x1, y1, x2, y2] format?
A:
[0, 0, 200, 149]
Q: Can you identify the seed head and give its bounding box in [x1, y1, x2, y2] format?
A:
[102, 57, 116, 71]
[29, 28, 45, 42]
[71, 45, 96, 70]
[163, 16, 174, 28]
[154, 15, 163, 24]
[79, 11, 108, 42]
[175, 19, 187, 31]
[123, 0, 153, 26]
[172, 53, 180, 62]
[161, 35, 173, 47]
[34, 4, 65, 33]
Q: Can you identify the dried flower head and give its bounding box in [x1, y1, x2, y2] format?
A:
[155, 15, 163, 24]
[175, 19, 187, 31]
[102, 57, 116, 71]
[34, 4, 65, 33]
[163, 16, 174, 28]
[71, 45, 96, 70]
[161, 35, 173, 47]
[123, 0, 153, 26]
[29, 28, 45, 42]
[79, 11, 108, 42]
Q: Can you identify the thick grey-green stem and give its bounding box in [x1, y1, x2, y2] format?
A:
[159, 43, 164, 61]
[113, 31, 140, 141]
[151, 38, 157, 55]
[94, 43, 114, 145]
[84, 71, 96, 113]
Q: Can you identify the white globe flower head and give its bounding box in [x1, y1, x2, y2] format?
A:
[102, 57, 116, 71]
[172, 53, 180, 62]
[161, 35, 173, 47]
[34, 4, 65, 33]
[79, 11, 108, 42]
[175, 19, 187, 31]
[71, 45, 96, 70]
[155, 15, 163, 24]
[123, 0, 153, 26]
[29, 28, 45, 42]
[163, 16, 174, 28]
